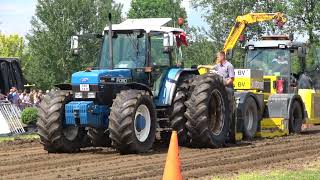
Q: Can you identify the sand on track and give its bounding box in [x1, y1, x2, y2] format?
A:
[1, 130, 320, 180]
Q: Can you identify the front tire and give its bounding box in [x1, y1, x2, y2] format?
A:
[37, 90, 85, 153]
[242, 97, 259, 140]
[289, 101, 303, 134]
[109, 90, 156, 154]
[185, 74, 231, 148]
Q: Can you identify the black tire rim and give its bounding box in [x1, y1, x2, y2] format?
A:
[209, 89, 225, 135]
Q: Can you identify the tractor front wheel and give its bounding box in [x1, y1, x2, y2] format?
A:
[289, 101, 303, 134]
[109, 90, 156, 154]
[242, 96, 259, 140]
[37, 90, 85, 153]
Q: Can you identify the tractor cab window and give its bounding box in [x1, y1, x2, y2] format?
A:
[99, 31, 146, 69]
[246, 48, 290, 76]
[290, 50, 301, 75]
[150, 36, 170, 67]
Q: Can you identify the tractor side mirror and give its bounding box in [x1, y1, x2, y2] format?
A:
[163, 32, 174, 52]
[298, 46, 306, 58]
[226, 49, 234, 61]
[71, 35, 80, 56]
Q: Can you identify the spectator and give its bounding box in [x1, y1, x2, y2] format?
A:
[33, 90, 41, 105]
[11, 87, 20, 105]
[7, 88, 14, 102]
[38, 90, 44, 101]
[19, 89, 32, 108]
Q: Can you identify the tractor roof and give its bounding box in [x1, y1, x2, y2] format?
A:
[104, 18, 184, 33]
[246, 37, 305, 49]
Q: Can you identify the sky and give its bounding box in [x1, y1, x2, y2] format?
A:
[0, 0, 207, 37]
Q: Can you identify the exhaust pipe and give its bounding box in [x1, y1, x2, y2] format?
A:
[108, 13, 113, 70]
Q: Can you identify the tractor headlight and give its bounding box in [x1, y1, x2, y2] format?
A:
[75, 92, 83, 99]
[87, 92, 96, 99]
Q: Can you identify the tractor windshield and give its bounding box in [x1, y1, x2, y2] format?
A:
[99, 31, 146, 68]
[246, 48, 290, 76]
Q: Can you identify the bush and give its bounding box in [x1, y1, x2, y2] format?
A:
[21, 107, 38, 125]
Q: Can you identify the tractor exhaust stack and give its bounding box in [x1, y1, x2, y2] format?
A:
[108, 13, 113, 70]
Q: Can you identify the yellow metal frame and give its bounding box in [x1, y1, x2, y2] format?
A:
[257, 118, 289, 138]
[197, 12, 287, 72]
[223, 12, 287, 52]
[299, 89, 320, 124]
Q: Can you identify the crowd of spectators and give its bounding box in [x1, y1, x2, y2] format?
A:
[1, 87, 48, 109]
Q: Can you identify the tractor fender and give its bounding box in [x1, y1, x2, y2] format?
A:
[156, 68, 198, 106]
[54, 83, 72, 90]
[234, 91, 264, 132]
[126, 82, 153, 96]
[266, 94, 307, 120]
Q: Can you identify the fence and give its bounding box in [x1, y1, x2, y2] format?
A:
[0, 101, 25, 135]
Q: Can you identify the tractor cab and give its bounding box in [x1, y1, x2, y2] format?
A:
[71, 18, 188, 100]
[244, 35, 307, 94]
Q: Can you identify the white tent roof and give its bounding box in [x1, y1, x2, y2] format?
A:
[104, 18, 184, 33]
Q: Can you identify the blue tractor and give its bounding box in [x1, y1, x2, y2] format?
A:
[37, 16, 198, 154]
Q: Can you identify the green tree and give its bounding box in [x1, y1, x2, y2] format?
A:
[0, 33, 24, 57]
[128, 0, 187, 27]
[26, 0, 122, 89]
[287, 0, 320, 45]
[183, 28, 216, 67]
[190, 0, 287, 67]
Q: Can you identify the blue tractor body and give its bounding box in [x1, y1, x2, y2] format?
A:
[65, 67, 188, 128]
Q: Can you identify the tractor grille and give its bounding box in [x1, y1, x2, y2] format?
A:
[263, 78, 271, 93]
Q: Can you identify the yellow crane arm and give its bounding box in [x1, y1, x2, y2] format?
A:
[223, 12, 287, 52]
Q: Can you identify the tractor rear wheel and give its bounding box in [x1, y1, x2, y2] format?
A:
[37, 90, 85, 153]
[169, 77, 193, 146]
[289, 101, 303, 134]
[243, 96, 259, 140]
[87, 128, 111, 147]
[185, 73, 231, 148]
[109, 90, 156, 154]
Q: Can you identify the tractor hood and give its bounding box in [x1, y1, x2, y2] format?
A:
[71, 69, 132, 85]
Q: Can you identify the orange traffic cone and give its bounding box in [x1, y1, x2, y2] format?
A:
[162, 131, 182, 180]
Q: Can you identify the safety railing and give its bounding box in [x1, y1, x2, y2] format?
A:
[0, 101, 25, 134]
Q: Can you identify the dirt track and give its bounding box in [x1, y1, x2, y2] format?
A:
[1, 130, 320, 180]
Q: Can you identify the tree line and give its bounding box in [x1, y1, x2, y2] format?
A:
[1, 0, 320, 89]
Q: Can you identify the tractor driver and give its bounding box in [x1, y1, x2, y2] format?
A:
[272, 51, 289, 75]
[212, 51, 235, 90]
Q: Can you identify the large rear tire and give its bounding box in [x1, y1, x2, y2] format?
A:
[169, 77, 192, 146]
[289, 101, 303, 134]
[87, 128, 111, 147]
[109, 90, 156, 154]
[37, 90, 85, 153]
[185, 74, 231, 148]
[243, 96, 259, 140]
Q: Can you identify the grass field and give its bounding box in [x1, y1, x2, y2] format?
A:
[0, 133, 39, 143]
[210, 158, 320, 180]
